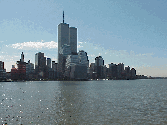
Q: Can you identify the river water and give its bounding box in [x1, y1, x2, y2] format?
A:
[0, 79, 167, 124]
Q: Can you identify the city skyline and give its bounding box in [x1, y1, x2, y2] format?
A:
[0, 0, 167, 77]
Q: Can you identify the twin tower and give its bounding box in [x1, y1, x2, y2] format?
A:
[58, 11, 77, 77]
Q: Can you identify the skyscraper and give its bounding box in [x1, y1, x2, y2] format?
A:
[47, 58, 51, 69]
[69, 27, 77, 54]
[78, 50, 89, 67]
[0, 61, 6, 81]
[26, 60, 34, 80]
[0, 61, 4, 70]
[35, 52, 46, 69]
[58, 23, 69, 57]
[57, 11, 77, 78]
[35, 52, 46, 79]
[95, 56, 105, 79]
[95, 56, 104, 66]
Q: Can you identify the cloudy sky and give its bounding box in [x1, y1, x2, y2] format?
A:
[0, 0, 167, 77]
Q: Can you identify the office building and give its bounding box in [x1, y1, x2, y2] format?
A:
[47, 58, 51, 69]
[108, 63, 117, 79]
[69, 27, 77, 54]
[78, 50, 89, 67]
[51, 61, 58, 79]
[17, 53, 26, 80]
[70, 64, 87, 80]
[12, 52, 26, 80]
[95, 56, 105, 79]
[35, 52, 46, 79]
[0, 61, 6, 81]
[65, 55, 79, 69]
[88, 63, 96, 79]
[57, 11, 77, 78]
[117, 63, 124, 78]
[125, 66, 131, 79]
[0, 61, 4, 69]
[11, 66, 18, 80]
[52, 61, 58, 71]
[131, 68, 136, 78]
[63, 54, 88, 80]
[26, 60, 34, 80]
[35, 52, 46, 69]
[64, 54, 79, 78]
[95, 56, 104, 66]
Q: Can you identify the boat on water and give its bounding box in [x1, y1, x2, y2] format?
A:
[96, 79, 109, 81]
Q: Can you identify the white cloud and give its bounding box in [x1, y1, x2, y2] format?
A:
[88, 54, 95, 57]
[136, 53, 154, 56]
[51, 58, 57, 62]
[78, 42, 83, 44]
[135, 65, 167, 77]
[77, 44, 83, 48]
[11, 41, 58, 50]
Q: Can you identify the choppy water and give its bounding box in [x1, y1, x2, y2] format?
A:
[0, 79, 167, 125]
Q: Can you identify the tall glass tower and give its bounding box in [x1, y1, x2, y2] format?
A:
[57, 11, 77, 78]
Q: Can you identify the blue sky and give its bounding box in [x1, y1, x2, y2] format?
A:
[0, 0, 167, 77]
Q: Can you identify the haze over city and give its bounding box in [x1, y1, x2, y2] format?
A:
[0, 0, 167, 77]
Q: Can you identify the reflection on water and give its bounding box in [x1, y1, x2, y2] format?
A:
[0, 80, 167, 124]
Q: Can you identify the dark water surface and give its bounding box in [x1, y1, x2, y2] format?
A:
[0, 79, 167, 124]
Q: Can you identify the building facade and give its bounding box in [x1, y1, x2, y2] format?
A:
[47, 58, 51, 69]
[0, 61, 6, 81]
[35, 52, 46, 79]
[26, 60, 34, 80]
[95, 56, 105, 79]
[95, 56, 104, 66]
[57, 12, 77, 78]
[78, 50, 89, 67]
[58, 23, 70, 77]
[69, 27, 77, 54]
[11, 52, 26, 80]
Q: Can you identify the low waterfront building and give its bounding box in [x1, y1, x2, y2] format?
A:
[70, 64, 87, 80]
[11, 52, 26, 81]
[26, 60, 35, 80]
[51, 61, 58, 80]
[95, 56, 105, 79]
[131, 68, 136, 79]
[125, 66, 131, 79]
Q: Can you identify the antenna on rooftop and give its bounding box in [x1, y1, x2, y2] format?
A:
[63, 11, 64, 23]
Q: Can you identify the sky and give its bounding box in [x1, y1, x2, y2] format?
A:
[0, 0, 167, 77]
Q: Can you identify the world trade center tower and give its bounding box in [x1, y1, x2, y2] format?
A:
[58, 11, 77, 78]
